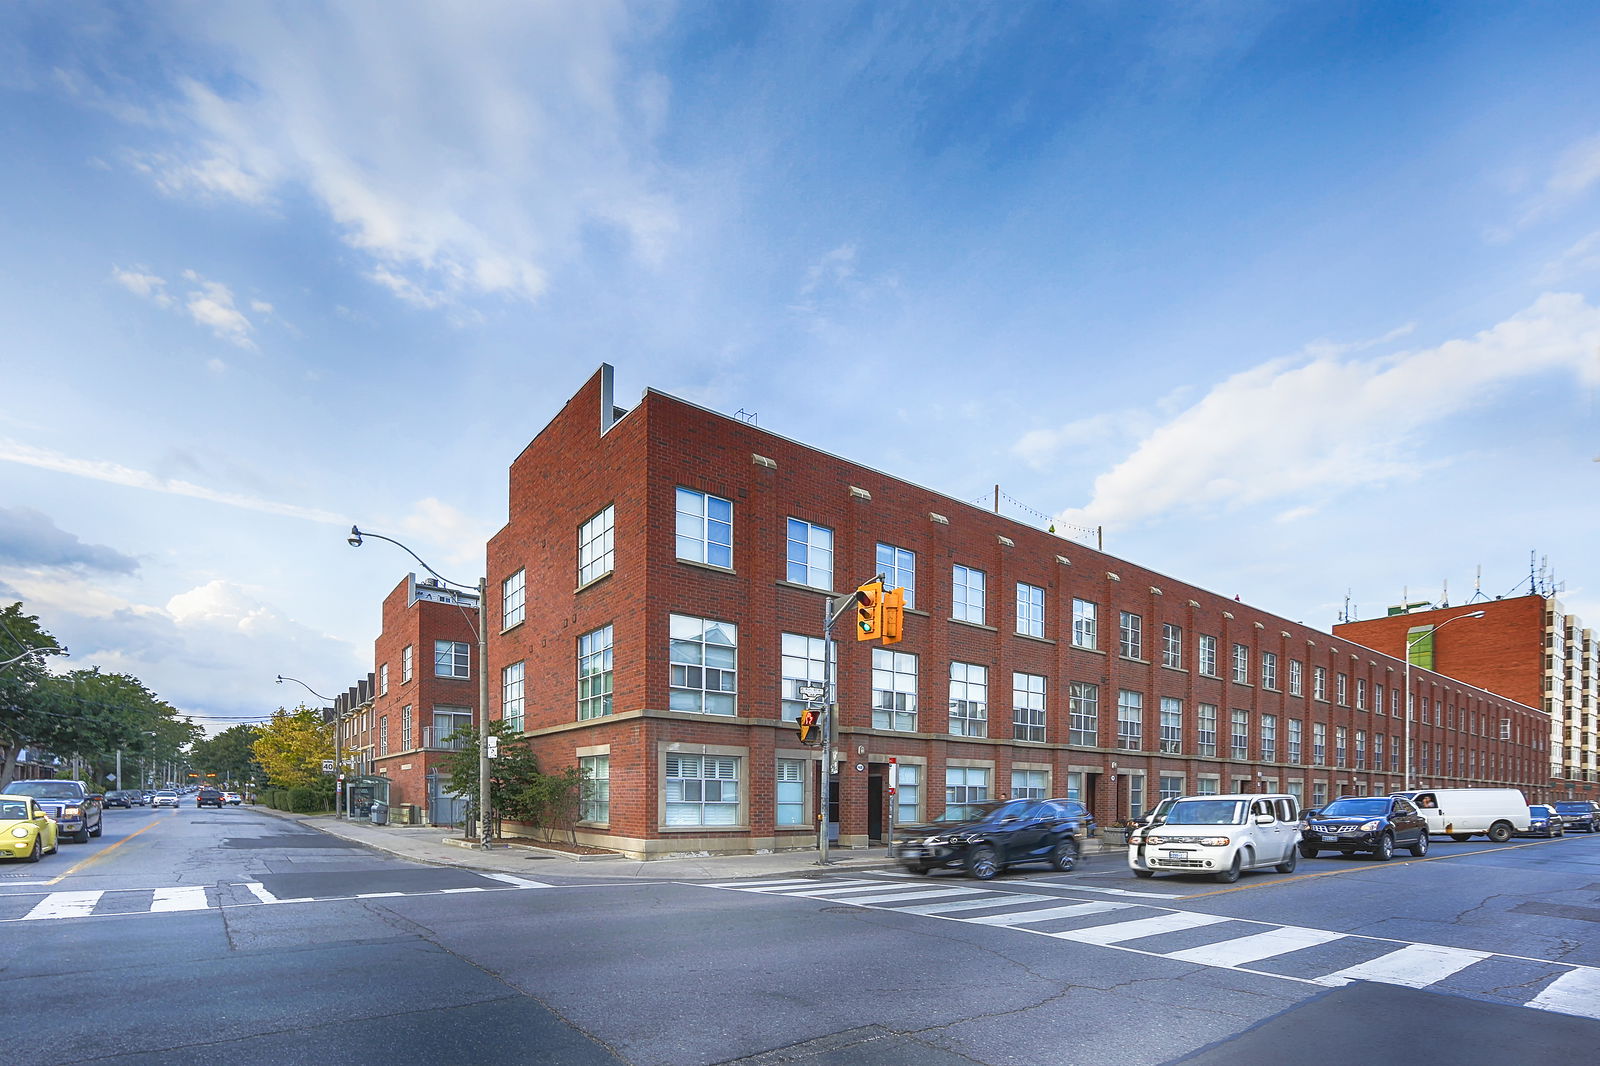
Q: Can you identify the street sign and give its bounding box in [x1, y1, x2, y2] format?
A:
[798, 685, 826, 701]
[322, 759, 335, 773]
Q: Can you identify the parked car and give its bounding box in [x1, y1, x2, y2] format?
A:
[103, 790, 132, 809]
[152, 790, 180, 808]
[1, 780, 104, 843]
[895, 797, 1091, 880]
[1550, 801, 1600, 833]
[1518, 805, 1566, 838]
[1390, 788, 1531, 843]
[0, 796, 60, 862]
[223, 792, 242, 806]
[196, 787, 225, 808]
[1130, 794, 1301, 883]
[1299, 795, 1429, 860]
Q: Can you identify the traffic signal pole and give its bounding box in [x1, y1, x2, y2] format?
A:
[817, 573, 889, 866]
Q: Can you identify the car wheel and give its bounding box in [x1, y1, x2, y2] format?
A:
[1488, 822, 1513, 844]
[1373, 833, 1394, 861]
[1133, 868, 1155, 879]
[1275, 847, 1298, 874]
[1410, 831, 1429, 858]
[1214, 851, 1242, 884]
[966, 845, 1001, 881]
[90, 820, 102, 838]
[73, 828, 89, 843]
[1300, 845, 1319, 859]
[1049, 840, 1079, 873]
[25, 838, 41, 863]
[1451, 833, 1472, 842]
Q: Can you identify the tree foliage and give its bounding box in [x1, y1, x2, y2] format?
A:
[190, 724, 264, 786]
[440, 719, 587, 839]
[251, 705, 333, 789]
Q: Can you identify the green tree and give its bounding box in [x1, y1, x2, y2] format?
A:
[252, 705, 333, 790]
[0, 602, 69, 787]
[441, 720, 586, 840]
[191, 724, 264, 787]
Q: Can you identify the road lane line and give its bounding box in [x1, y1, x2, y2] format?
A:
[242, 882, 280, 904]
[478, 872, 552, 889]
[1165, 925, 1344, 967]
[1526, 966, 1600, 1019]
[23, 891, 104, 920]
[149, 887, 209, 913]
[1318, 943, 1492, 988]
[47, 818, 165, 884]
[967, 901, 1133, 927]
[1051, 911, 1228, 945]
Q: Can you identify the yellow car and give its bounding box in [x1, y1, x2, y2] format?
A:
[0, 796, 60, 862]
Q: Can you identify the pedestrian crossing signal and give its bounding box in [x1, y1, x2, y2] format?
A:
[797, 709, 821, 744]
[855, 580, 884, 640]
[882, 586, 905, 645]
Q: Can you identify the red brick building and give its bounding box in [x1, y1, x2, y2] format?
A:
[485, 365, 1548, 858]
[1335, 595, 1598, 798]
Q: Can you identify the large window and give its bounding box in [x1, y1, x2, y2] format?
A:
[502, 661, 525, 733]
[1232, 644, 1250, 684]
[1231, 709, 1249, 759]
[1072, 599, 1098, 649]
[1017, 583, 1045, 638]
[669, 614, 738, 715]
[1354, 729, 1366, 769]
[503, 568, 526, 628]
[1159, 697, 1182, 754]
[1069, 682, 1099, 747]
[1159, 774, 1184, 804]
[945, 766, 989, 805]
[785, 517, 833, 588]
[578, 625, 614, 720]
[1313, 722, 1327, 765]
[580, 754, 610, 823]
[401, 705, 412, 750]
[435, 640, 470, 679]
[1289, 660, 1304, 697]
[1313, 667, 1327, 701]
[1260, 714, 1277, 761]
[872, 648, 918, 731]
[1198, 635, 1217, 677]
[675, 488, 732, 568]
[1162, 624, 1182, 669]
[1335, 726, 1347, 768]
[1198, 704, 1218, 757]
[896, 764, 920, 825]
[776, 758, 806, 826]
[402, 645, 413, 683]
[876, 543, 916, 609]
[379, 663, 388, 696]
[1012, 769, 1048, 801]
[1117, 690, 1143, 750]
[1356, 678, 1368, 710]
[379, 715, 389, 756]
[664, 753, 739, 826]
[949, 662, 987, 737]
[1288, 718, 1303, 763]
[952, 565, 986, 625]
[578, 506, 615, 586]
[1013, 672, 1046, 742]
[1336, 673, 1349, 706]
[1261, 652, 1278, 691]
[780, 633, 833, 723]
[1120, 612, 1143, 659]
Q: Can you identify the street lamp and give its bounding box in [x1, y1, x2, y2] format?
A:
[278, 674, 343, 817]
[1403, 610, 1485, 790]
[347, 525, 493, 849]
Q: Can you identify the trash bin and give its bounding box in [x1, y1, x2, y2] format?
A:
[370, 800, 388, 825]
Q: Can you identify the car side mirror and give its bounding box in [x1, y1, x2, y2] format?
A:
[89, 794, 104, 802]
[1253, 814, 1275, 826]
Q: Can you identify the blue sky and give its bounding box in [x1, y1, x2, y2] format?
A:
[2, 2, 1598, 732]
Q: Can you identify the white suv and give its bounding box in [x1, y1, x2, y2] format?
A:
[1129, 793, 1301, 883]
[152, 790, 180, 808]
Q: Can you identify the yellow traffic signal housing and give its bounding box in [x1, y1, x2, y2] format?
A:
[855, 580, 884, 641]
[882, 586, 906, 645]
[797, 708, 820, 743]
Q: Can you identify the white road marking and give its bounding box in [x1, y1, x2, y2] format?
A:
[23, 891, 103, 920]
[808, 887, 994, 906]
[1051, 911, 1229, 945]
[242, 882, 280, 904]
[478, 872, 552, 889]
[149, 887, 210, 913]
[1165, 925, 1343, 967]
[966, 901, 1132, 926]
[1526, 966, 1600, 1020]
[882, 892, 1061, 915]
[1319, 943, 1492, 988]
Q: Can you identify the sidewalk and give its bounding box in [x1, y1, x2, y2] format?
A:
[249, 805, 1124, 881]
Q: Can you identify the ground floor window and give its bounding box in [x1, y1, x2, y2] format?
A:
[1011, 769, 1048, 800]
[776, 758, 806, 826]
[1063, 772, 1083, 802]
[665, 754, 739, 826]
[945, 766, 989, 806]
[1195, 776, 1220, 796]
[1127, 774, 1146, 820]
[579, 754, 610, 823]
[896, 763, 921, 825]
[1158, 774, 1183, 803]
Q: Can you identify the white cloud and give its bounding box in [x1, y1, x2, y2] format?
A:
[1538, 229, 1600, 283]
[397, 497, 496, 575]
[181, 271, 256, 348]
[1056, 293, 1600, 532]
[1013, 412, 1125, 469]
[111, 266, 173, 307]
[1517, 132, 1600, 228]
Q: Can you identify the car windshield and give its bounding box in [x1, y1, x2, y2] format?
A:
[156, 790, 177, 797]
[3, 782, 81, 800]
[1530, 806, 1554, 816]
[1, 801, 32, 820]
[1164, 799, 1246, 826]
[932, 800, 1028, 824]
[1318, 798, 1391, 818]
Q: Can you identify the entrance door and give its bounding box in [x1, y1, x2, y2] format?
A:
[867, 769, 885, 842]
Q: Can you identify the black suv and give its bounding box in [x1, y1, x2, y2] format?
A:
[196, 787, 226, 808]
[1551, 801, 1600, 833]
[895, 798, 1093, 880]
[1300, 795, 1428, 860]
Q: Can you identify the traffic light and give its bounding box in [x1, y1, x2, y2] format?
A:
[882, 586, 905, 645]
[854, 579, 885, 641]
[797, 708, 820, 744]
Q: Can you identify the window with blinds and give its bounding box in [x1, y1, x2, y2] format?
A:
[665, 754, 740, 826]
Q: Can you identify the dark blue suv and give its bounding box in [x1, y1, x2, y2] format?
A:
[894, 798, 1095, 880]
[1300, 795, 1428, 860]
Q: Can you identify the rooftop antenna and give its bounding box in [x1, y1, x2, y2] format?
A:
[1440, 578, 1449, 608]
[1467, 565, 1488, 604]
[735, 408, 758, 426]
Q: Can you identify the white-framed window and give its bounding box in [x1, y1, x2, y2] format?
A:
[379, 715, 389, 756]
[503, 568, 526, 628]
[1117, 690, 1143, 750]
[1159, 774, 1184, 804]
[401, 705, 412, 749]
[435, 640, 470, 679]
[1288, 718, 1303, 762]
[1120, 611, 1143, 659]
[1261, 651, 1278, 691]
[1335, 726, 1347, 767]
[1162, 623, 1182, 669]
[502, 661, 525, 732]
[1374, 683, 1385, 716]
[1231, 709, 1249, 759]
[1069, 682, 1098, 747]
[580, 754, 610, 823]
[669, 614, 737, 715]
[1072, 599, 1097, 648]
[876, 543, 916, 609]
[1013, 672, 1046, 742]
[872, 648, 918, 732]
[578, 505, 615, 586]
[1198, 703, 1218, 757]
[1232, 643, 1249, 684]
[895, 763, 920, 825]
[949, 662, 987, 737]
[1159, 697, 1182, 754]
[379, 663, 389, 696]
[785, 517, 833, 589]
[1391, 738, 1401, 772]
[1198, 635, 1218, 677]
[578, 624, 614, 720]
[776, 758, 806, 826]
[402, 645, 413, 683]
[1196, 776, 1221, 796]
[1012, 769, 1048, 801]
[1289, 659, 1303, 697]
[1372, 733, 1384, 770]
[780, 633, 834, 723]
[1336, 673, 1349, 706]
[952, 565, 986, 625]
[1391, 688, 1401, 715]
[1313, 666, 1328, 701]
[1356, 678, 1368, 710]
[945, 766, 989, 805]
[1287, 780, 1304, 809]
[665, 753, 739, 826]
[1016, 582, 1045, 638]
[1355, 729, 1367, 769]
[675, 487, 732, 568]
[1313, 722, 1327, 765]
[1261, 714, 1277, 761]
[1312, 780, 1328, 808]
[1128, 774, 1146, 820]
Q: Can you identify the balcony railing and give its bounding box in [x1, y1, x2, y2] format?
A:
[420, 725, 471, 751]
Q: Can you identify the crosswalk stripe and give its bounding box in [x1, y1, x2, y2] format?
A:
[967, 901, 1132, 927]
[810, 887, 993, 906]
[478, 873, 552, 889]
[1051, 910, 1228, 945]
[885, 892, 1060, 915]
[23, 891, 103, 920]
[242, 882, 280, 904]
[1525, 966, 1600, 1019]
[1318, 943, 1492, 988]
[150, 887, 210, 913]
[775, 881, 915, 897]
[1165, 925, 1343, 967]
[702, 878, 818, 889]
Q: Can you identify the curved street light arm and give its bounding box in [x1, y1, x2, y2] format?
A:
[346, 526, 474, 591]
[275, 675, 336, 703]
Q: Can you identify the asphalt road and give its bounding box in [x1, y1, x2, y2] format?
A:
[3, 805, 1599, 1065]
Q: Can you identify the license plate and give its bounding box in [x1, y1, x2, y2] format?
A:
[1165, 850, 1184, 860]
[1321, 833, 1341, 841]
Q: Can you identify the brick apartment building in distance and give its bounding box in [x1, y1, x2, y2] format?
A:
[484, 365, 1550, 859]
[338, 573, 480, 825]
[1335, 593, 1599, 799]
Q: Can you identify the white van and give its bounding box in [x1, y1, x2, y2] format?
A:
[1129, 793, 1300, 883]
[1389, 788, 1531, 843]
